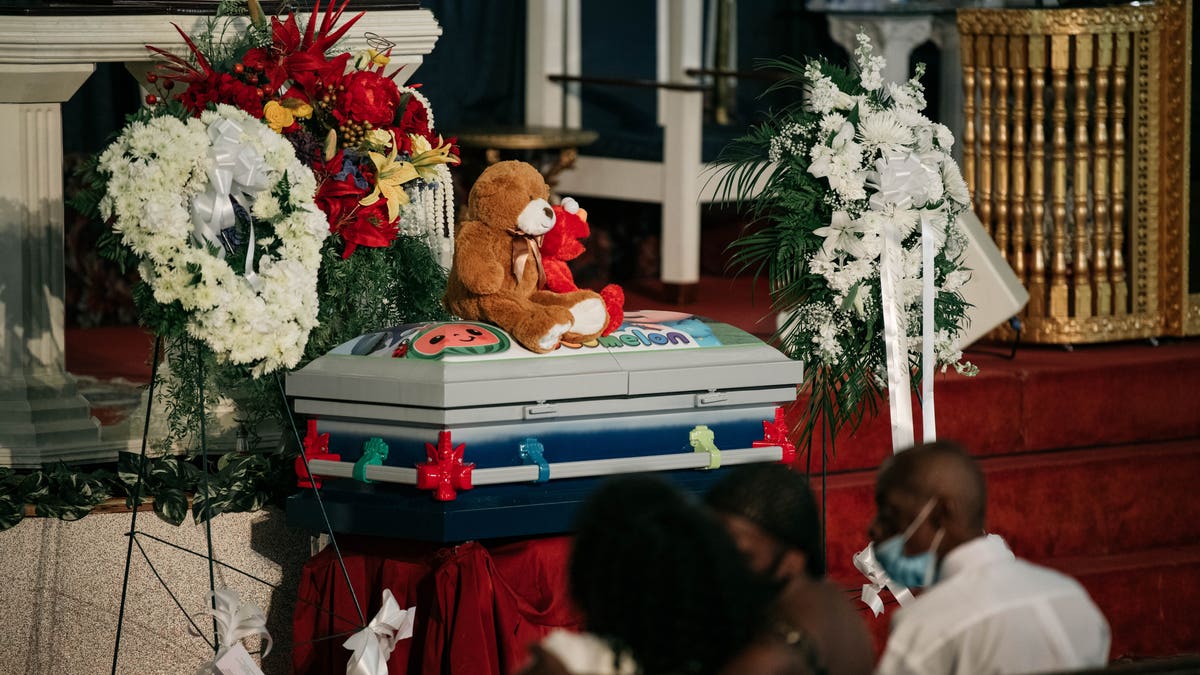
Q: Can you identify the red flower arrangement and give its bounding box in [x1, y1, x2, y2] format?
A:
[148, 0, 459, 258]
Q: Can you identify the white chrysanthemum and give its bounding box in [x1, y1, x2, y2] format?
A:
[941, 159, 971, 205]
[934, 123, 955, 151]
[858, 110, 913, 148]
[251, 192, 281, 221]
[819, 113, 848, 136]
[890, 207, 920, 240]
[98, 104, 328, 376]
[934, 328, 966, 371]
[942, 269, 971, 293]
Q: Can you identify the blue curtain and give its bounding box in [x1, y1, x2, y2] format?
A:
[415, 0, 527, 132]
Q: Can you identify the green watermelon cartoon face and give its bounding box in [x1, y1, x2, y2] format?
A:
[404, 322, 511, 360]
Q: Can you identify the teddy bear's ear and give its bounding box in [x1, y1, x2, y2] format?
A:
[467, 161, 549, 227]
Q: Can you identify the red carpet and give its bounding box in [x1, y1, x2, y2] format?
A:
[66, 279, 1200, 661]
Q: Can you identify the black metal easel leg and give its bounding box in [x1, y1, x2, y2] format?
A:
[111, 335, 162, 675]
[194, 340, 220, 652]
[275, 373, 366, 627]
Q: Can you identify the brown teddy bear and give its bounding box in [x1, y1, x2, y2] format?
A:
[444, 161, 608, 353]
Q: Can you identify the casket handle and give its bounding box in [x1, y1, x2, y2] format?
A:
[524, 402, 559, 419]
[695, 391, 728, 407]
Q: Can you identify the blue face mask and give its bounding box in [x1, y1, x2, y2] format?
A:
[873, 498, 944, 588]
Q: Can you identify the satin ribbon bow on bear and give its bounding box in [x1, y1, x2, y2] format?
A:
[507, 228, 547, 289]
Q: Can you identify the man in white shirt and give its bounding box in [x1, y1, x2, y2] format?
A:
[869, 441, 1110, 675]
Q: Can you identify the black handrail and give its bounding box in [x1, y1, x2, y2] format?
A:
[547, 73, 707, 93]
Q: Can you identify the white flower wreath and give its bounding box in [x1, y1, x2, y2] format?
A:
[98, 104, 329, 376]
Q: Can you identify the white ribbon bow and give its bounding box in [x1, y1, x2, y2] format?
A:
[869, 151, 935, 214]
[191, 118, 272, 282]
[852, 543, 914, 617]
[343, 590, 416, 675]
[194, 587, 272, 674]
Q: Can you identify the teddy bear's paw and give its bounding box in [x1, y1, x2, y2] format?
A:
[567, 297, 607, 335]
[538, 321, 572, 352]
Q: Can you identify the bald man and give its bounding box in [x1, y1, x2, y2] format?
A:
[869, 441, 1110, 675]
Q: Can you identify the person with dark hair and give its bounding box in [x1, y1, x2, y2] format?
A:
[706, 463, 874, 675]
[519, 474, 811, 675]
[870, 441, 1110, 675]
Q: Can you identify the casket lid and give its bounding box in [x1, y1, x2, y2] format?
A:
[286, 312, 803, 409]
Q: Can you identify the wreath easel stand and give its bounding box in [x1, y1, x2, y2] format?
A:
[110, 336, 367, 673]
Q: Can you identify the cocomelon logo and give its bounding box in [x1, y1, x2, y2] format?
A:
[595, 329, 692, 348]
[565, 312, 718, 352]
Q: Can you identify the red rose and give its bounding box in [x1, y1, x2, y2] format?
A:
[397, 93, 431, 137]
[177, 73, 262, 117]
[339, 70, 401, 127]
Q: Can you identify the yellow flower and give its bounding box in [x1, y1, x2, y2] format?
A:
[262, 98, 313, 133]
[353, 48, 391, 70]
[364, 128, 394, 151]
[281, 98, 313, 119]
[408, 134, 460, 182]
[360, 131, 418, 223]
[263, 101, 293, 132]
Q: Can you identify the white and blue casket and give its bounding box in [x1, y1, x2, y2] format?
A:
[285, 311, 804, 541]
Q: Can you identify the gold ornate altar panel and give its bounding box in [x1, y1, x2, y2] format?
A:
[958, 1, 1192, 344]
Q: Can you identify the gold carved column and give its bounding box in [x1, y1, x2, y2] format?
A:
[958, 1, 1192, 343]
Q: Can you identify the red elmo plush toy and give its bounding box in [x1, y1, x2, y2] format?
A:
[542, 198, 624, 336]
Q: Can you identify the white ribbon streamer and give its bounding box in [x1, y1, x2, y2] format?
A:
[191, 118, 271, 283]
[343, 590, 416, 675]
[852, 543, 914, 617]
[921, 215, 938, 442]
[878, 215, 915, 451]
[194, 587, 272, 674]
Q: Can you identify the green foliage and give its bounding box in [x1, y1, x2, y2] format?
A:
[118, 452, 201, 525]
[0, 464, 115, 530]
[305, 234, 450, 361]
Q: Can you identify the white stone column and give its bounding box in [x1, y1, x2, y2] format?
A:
[526, 0, 567, 127]
[827, 14, 933, 86]
[0, 64, 103, 467]
[658, 0, 705, 298]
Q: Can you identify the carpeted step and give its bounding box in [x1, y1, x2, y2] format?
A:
[814, 438, 1200, 581]
[839, 543, 1200, 662]
[796, 339, 1200, 473]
